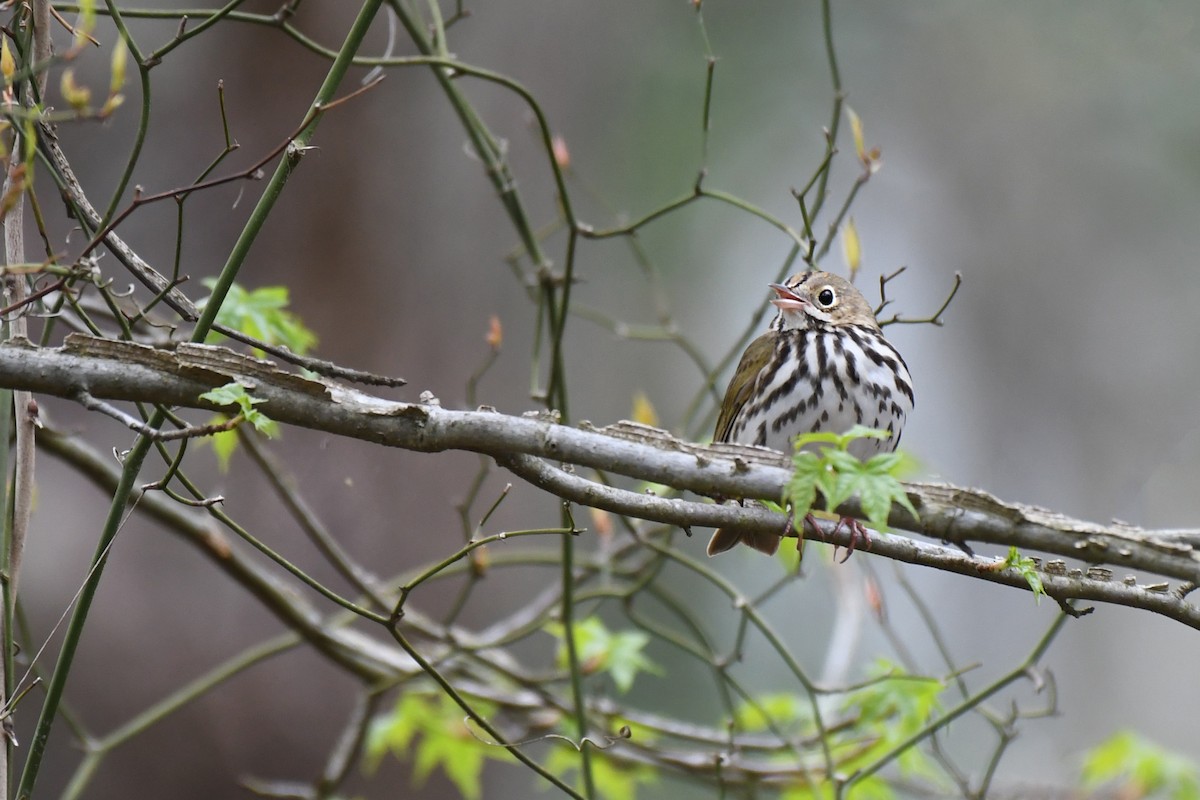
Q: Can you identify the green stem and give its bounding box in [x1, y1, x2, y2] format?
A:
[0, 386, 11, 794]
[16, 437, 150, 800]
[15, 5, 384, 796]
[100, 1, 152, 225]
[192, 0, 384, 341]
[545, 229, 577, 421]
[383, 1, 553, 267]
[811, 0, 844, 220]
[548, 217, 590, 800]
[559, 520, 596, 798]
[377, 6, 592, 793]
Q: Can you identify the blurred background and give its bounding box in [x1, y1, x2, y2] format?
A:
[20, 0, 1200, 796]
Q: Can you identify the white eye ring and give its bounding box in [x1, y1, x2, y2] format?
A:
[816, 287, 836, 307]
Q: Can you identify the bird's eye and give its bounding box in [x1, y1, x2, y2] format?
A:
[817, 287, 836, 307]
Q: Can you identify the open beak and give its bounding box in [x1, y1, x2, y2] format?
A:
[768, 283, 807, 312]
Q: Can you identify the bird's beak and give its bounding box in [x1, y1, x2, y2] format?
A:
[768, 283, 807, 312]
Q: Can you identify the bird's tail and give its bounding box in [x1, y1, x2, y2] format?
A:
[706, 527, 781, 557]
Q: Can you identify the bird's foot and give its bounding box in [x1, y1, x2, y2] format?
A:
[801, 513, 871, 562]
[829, 516, 872, 563]
[802, 512, 823, 540]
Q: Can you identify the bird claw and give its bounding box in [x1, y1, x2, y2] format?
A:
[805, 514, 872, 563]
[832, 517, 872, 562]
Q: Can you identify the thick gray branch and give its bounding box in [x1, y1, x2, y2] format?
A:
[1, 335, 1198, 626]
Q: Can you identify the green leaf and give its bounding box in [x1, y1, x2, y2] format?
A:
[1082, 730, 1200, 800]
[840, 661, 947, 780]
[784, 451, 823, 518]
[364, 693, 425, 771]
[864, 451, 904, 473]
[855, 468, 915, 532]
[783, 427, 918, 537]
[417, 733, 486, 800]
[199, 279, 317, 355]
[823, 467, 861, 514]
[781, 785, 833, 800]
[824, 449, 864, 472]
[364, 691, 502, 800]
[835, 425, 889, 446]
[738, 669, 949, 796]
[199, 383, 262, 408]
[547, 618, 662, 693]
[199, 383, 278, 435]
[1003, 546, 1046, 604]
[857, 479, 895, 531]
[843, 775, 895, 800]
[605, 630, 661, 693]
[792, 430, 847, 449]
[734, 692, 811, 732]
[197, 384, 279, 466]
[843, 661, 943, 727]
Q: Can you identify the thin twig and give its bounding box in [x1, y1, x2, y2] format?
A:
[877, 271, 963, 328]
[76, 390, 244, 441]
[212, 323, 407, 387]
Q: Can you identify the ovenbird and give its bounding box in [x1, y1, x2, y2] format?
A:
[707, 271, 914, 556]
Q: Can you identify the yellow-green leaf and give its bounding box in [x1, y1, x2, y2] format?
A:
[847, 106, 866, 163]
[61, 69, 91, 111]
[843, 217, 861, 282]
[75, 0, 97, 47]
[109, 39, 128, 94]
[0, 39, 13, 83]
[631, 391, 658, 427]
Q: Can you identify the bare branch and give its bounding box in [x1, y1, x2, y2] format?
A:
[75, 390, 245, 441]
[0, 335, 1197, 628]
[38, 129, 200, 320]
[502, 452, 1200, 630]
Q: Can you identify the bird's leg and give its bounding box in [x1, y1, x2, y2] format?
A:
[777, 502, 803, 552]
[802, 512, 824, 541]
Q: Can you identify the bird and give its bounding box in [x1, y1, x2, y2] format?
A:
[706, 271, 913, 556]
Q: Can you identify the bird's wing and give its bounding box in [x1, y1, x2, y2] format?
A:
[713, 333, 775, 443]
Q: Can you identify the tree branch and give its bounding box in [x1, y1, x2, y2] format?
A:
[1, 335, 1198, 626]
